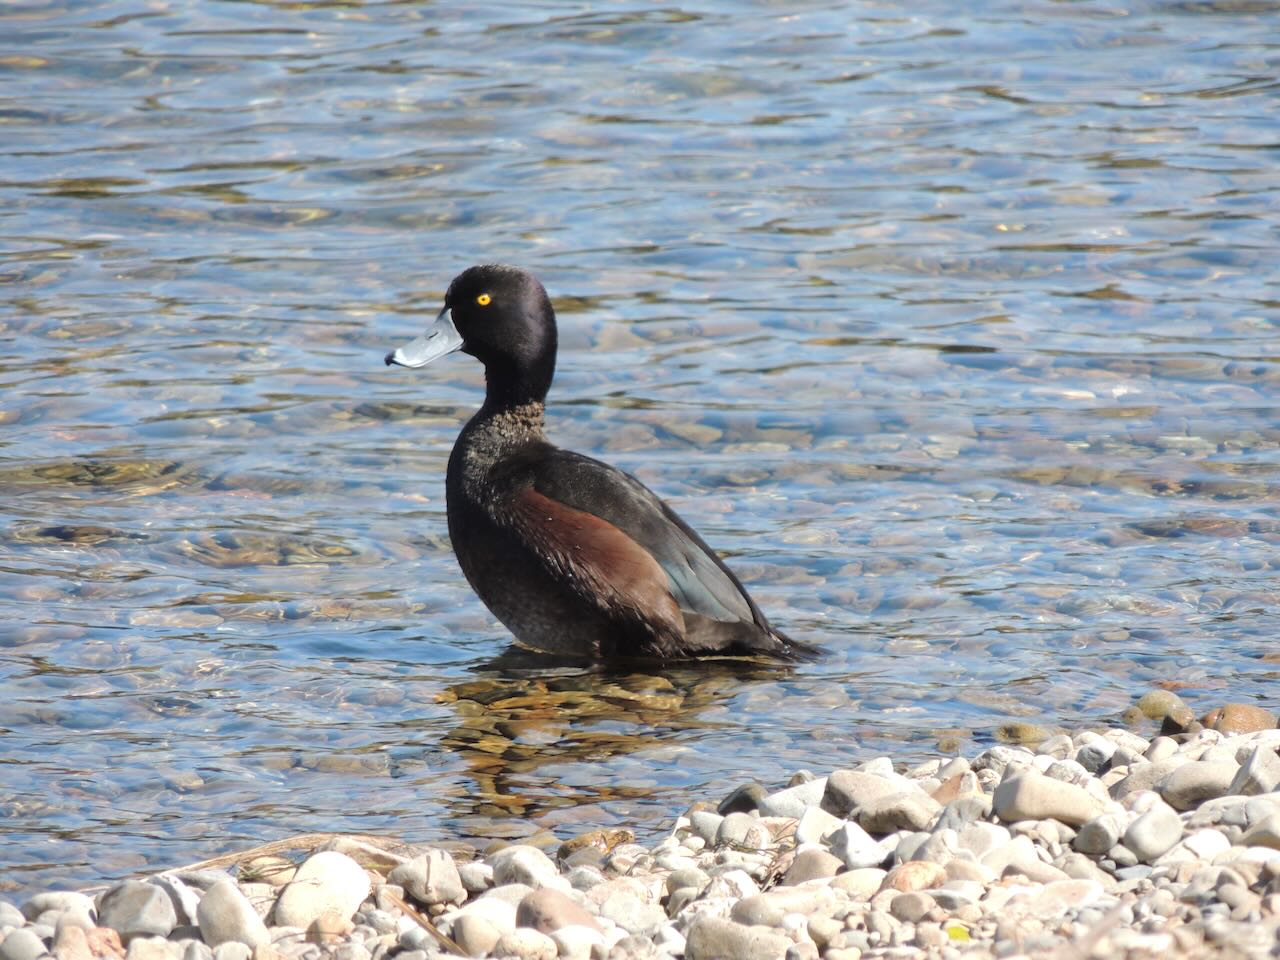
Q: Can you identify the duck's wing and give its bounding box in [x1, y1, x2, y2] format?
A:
[497, 445, 818, 660]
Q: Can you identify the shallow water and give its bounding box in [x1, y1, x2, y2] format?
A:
[2, 0, 1278, 895]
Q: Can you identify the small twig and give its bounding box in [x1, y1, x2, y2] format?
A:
[379, 889, 466, 957]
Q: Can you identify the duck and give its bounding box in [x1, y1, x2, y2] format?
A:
[385, 264, 819, 662]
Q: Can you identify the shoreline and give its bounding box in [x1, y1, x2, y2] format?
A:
[4, 696, 1278, 960]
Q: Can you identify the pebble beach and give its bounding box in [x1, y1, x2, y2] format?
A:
[5, 691, 1279, 960]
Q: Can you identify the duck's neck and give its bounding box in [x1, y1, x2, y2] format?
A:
[470, 397, 547, 446]
[452, 399, 547, 502]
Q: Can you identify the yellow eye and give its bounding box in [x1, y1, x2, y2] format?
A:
[476, 293, 491, 306]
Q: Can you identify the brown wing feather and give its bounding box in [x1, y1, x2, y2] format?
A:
[509, 487, 685, 651]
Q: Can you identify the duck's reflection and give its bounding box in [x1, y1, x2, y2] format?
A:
[425, 647, 800, 826]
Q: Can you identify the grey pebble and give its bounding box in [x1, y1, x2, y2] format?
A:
[716, 812, 769, 849]
[97, 881, 176, 943]
[757, 777, 827, 818]
[1124, 803, 1184, 862]
[196, 879, 268, 949]
[387, 849, 464, 906]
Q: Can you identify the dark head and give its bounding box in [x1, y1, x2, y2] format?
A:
[386, 264, 557, 408]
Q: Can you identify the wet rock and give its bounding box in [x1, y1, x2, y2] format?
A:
[272, 851, 371, 929]
[1135, 690, 1191, 723]
[717, 784, 767, 815]
[196, 880, 269, 949]
[1201, 704, 1276, 734]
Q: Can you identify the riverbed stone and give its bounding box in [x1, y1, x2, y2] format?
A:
[1201, 704, 1277, 734]
[1, 929, 47, 960]
[821, 770, 902, 819]
[1074, 812, 1126, 855]
[684, 916, 790, 960]
[197, 881, 268, 949]
[491, 927, 555, 960]
[1229, 746, 1280, 796]
[793, 806, 842, 846]
[1124, 804, 1184, 862]
[757, 778, 827, 818]
[1158, 761, 1238, 811]
[827, 821, 886, 870]
[488, 847, 560, 891]
[451, 913, 501, 957]
[857, 790, 941, 834]
[97, 882, 176, 943]
[387, 850, 464, 907]
[993, 770, 1104, 826]
[514, 889, 598, 935]
[272, 852, 371, 929]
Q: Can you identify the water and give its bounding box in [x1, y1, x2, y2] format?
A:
[2, 0, 1278, 895]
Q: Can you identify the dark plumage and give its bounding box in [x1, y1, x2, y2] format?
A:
[385, 264, 819, 662]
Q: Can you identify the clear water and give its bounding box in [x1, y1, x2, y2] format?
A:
[1, 0, 1278, 895]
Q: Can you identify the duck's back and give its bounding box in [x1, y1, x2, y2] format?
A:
[446, 433, 815, 660]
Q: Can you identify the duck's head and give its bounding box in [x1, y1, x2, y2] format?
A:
[386, 264, 557, 406]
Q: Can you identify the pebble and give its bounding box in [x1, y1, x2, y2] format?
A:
[1160, 761, 1240, 811]
[993, 770, 1104, 826]
[96, 882, 176, 943]
[271, 852, 371, 929]
[684, 916, 791, 960]
[195, 881, 268, 949]
[0, 929, 47, 960]
[488, 846, 562, 890]
[493, 927, 557, 960]
[757, 778, 827, 818]
[782, 846, 842, 886]
[514, 888, 599, 935]
[12, 707, 1280, 960]
[1125, 803, 1185, 862]
[827, 821, 887, 870]
[386, 850, 464, 907]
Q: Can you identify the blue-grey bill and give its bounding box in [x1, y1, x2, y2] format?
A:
[384, 307, 464, 368]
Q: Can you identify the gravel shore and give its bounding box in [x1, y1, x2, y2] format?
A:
[4, 694, 1279, 960]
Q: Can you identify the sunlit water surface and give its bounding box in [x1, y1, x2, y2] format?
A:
[1, 0, 1278, 895]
